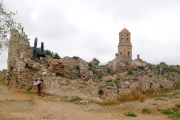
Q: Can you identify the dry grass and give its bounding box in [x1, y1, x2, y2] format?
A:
[97, 89, 168, 105]
[97, 99, 119, 105]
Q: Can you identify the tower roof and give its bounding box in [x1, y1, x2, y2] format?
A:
[120, 28, 130, 33]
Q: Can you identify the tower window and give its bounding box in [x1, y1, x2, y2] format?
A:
[128, 51, 130, 56]
[121, 38, 123, 43]
[127, 38, 128, 42]
[120, 52, 122, 54]
[127, 35, 128, 36]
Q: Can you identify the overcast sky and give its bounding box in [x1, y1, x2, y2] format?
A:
[0, 0, 180, 70]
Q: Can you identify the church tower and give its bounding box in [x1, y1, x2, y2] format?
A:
[118, 28, 132, 59]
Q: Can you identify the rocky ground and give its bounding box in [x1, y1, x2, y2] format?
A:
[0, 84, 180, 120]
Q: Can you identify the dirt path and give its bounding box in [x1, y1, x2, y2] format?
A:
[0, 84, 179, 120]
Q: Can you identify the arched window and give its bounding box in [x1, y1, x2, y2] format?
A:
[128, 51, 130, 56]
[121, 38, 123, 43]
[127, 38, 128, 42]
[120, 52, 122, 54]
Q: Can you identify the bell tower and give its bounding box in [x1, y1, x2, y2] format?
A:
[118, 28, 132, 59]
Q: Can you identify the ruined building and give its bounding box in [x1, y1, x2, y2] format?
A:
[118, 28, 132, 59]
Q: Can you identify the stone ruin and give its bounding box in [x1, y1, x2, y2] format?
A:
[3, 29, 179, 101]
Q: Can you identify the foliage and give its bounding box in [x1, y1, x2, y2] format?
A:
[124, 113, 137, 117]
[45, 50, 60, 59]
[93, 58, 100, 65]
[160, 84, 164, 89]
[107, 68, 111, 73]
[175, 82, 180, 88]
[162, 65, 180, 74]
[0, 78, 5, 85]
[0, 2, 30, 54]
[106, 79, 112, 82]
[74, 65, 80, 70]
[67, 76, 73, 80]
[77, 74, 81, 78]
[150, 82, 152, 89]
[141, 108, 151, 114]
[148, 74, 153, 77]
[88, 63, 93, 68]
[53, 53, 60, 59]
[73, 56, 79, 60]
[127, 69, 133, 75]
[30, 67, 39, 72]
[116, 77, 120, 80]
[98, 89, 104, 95]
[27, 85, 32, 93]
[96, 71, 103, 80]
[70, 98, 82, 102]
[159, 104, 180, 118]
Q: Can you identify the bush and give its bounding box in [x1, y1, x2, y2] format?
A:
[106, 79, 112, 82]
[67, 76, 73, 80]
[107, 68, 111, 73]
[93, 58, 100, 65]
[150, 82, 152, 89]
[96, 71, 103, 80]
[116, 77, 120, 80]
[53, 53, 60, 59]
[98, 89, 104, 95]
[161, 108, 172, 115]
[149, 74, 153, 77]
[30, 67, 39, 72]
[142, 108, 151, 114]
[73, 56, 79, 60]
[0, 78, 5, 85]
[160, 85, 164, 89]
[124, 113, 137, 117]
[74, 65, 80, 70]
[77, 74, 81, 78]
[88, 63, 93, 68]
[127, 69, 133, 75]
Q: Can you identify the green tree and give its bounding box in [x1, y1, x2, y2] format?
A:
[93, 58, 100, 65]
[0, 1, 27, 54]
[53, 53, 60, 59]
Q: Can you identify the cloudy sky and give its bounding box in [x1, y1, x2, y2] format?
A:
[0, 0, 180, 70]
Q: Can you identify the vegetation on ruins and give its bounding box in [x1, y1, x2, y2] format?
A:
[93, 58, 100, 65]
[88, 63, 93, 68]
[45, 50, 60, 59]
[106, 79, 112, 82]
[98, 89, 104, 95]
[127, 69, 133, 75]
[73, 56, 79, 60]
[0, 77, 5, 85]
[116, 77, 120, 80]
[74, 65, 80, 70]
[0, 1, 28, 54]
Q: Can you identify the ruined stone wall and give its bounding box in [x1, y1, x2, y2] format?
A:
[107, 54, 131, 74]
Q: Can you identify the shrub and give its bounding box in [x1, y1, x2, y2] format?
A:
[74, 65, 80, 70]
[98, 89, 104, 95]
[93, 58, 100, 65]
[127, 69, 133, 75]
[161, 108, 172, 115]
[67, 76, 73, 80]
[142, 108, 151, 114]
[107, 68, 111, 73]
[96, 72, 103, 80]
[73, 56, 79, 60]
[124, 113, 137, 117]
[77, 74, 81, 78]
[53, 53, 60, 59]
[70, 98, 82, 102]
[116, 77, 120, 80]
[150, 82, 152, 89]
[106, 79, 112, 82]
[149, 74, 153, 77]
[30, 67, 39, 72]
[170, 112, 180, 118]
[88, 63, 93, 68]
[160, 85, 164, 89]
[97, 75, 102, 79]
[0, 78, 5, 85]
[175, 82, 180, 88]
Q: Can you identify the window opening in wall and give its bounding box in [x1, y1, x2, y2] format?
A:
[127, 35, 128, 36]
[120, 52, 122, 54]
[121, 38, 123, 43]
[127, 38, 128, 42]
[128, 51, 130, 56]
